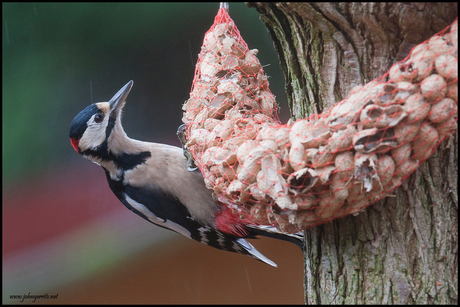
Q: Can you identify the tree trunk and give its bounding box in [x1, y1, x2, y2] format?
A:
[247, 2, 458, 304]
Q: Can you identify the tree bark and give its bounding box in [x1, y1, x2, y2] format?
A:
[247, 2, 458, 304]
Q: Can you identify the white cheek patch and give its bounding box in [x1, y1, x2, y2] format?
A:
[124, 194, 192, 239]
[79, 115, 108, 151]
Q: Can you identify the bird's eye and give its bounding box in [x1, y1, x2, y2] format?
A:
[94, 113, 104, 123]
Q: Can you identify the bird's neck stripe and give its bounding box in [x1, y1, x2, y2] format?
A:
[83, 147, 151, 172]
[106, 116, 116, 140]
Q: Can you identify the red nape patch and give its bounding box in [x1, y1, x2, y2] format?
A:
[70, 138, 80, 154]
[215, 208, 249, 237]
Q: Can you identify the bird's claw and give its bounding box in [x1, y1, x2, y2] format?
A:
[177, 124, 198, 172]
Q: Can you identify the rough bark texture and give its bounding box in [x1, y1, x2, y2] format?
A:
[247, 2, 458, 304]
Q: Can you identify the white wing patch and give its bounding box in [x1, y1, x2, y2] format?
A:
[124, 194, 192, 239]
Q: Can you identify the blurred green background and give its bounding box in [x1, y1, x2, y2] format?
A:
[2, 2, 288, 187]
[3, 3, 303, 304]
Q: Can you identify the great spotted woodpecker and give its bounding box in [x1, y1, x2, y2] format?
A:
[69, 81, 302, 267]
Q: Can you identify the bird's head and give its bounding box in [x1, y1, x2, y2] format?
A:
[69, 80, 133, 159]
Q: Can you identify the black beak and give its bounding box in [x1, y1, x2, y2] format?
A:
[109, 80, 133, 115]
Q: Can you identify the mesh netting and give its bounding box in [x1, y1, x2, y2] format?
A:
[182, 8, 458, 233]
